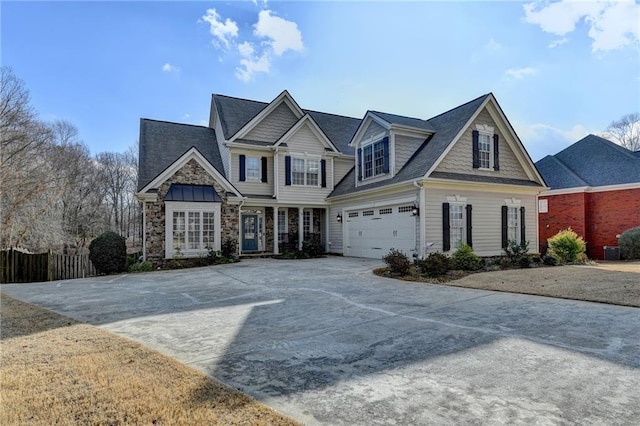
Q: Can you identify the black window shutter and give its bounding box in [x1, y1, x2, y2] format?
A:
[382, 137, 390, 173]
[466, 204, 473, 247]
[520, 206, 526, 244]
[472, 130, 479, 169]
[501, 205, 508, 249]
[493, 134, 500, 171]
[261, 157, 268, 183]
[285, 156, 291, 186]
[357, 148, 362, 181]
[321, 159, 327, 188]
[239, 154, 246, 182]
[442, 203, 450, 252]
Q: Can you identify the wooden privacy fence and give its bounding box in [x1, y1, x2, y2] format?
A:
[1, 249, 97, 283]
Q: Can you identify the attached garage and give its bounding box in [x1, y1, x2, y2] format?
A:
[344, 204, 417, 259]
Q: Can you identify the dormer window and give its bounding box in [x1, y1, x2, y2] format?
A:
[358, 136, 389, 180]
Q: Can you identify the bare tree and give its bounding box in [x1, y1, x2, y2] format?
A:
[97, 151, 136, 236]
[606, 113, 640, 152]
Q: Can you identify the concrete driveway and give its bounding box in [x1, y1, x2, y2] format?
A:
[3, 257, 639, 425]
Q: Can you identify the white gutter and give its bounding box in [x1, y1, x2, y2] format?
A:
[414, 180, 426, 259]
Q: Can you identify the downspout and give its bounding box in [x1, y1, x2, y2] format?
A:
[413, 180, 426, 259]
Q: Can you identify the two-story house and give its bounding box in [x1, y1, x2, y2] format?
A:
[136, 90, 546, 264]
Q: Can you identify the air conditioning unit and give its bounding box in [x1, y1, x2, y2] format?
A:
[603, 246, 620, 261]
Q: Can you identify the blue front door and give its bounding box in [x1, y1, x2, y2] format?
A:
[242, 214, 258, 251]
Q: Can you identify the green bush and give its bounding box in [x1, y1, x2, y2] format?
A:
[220, 238, 237, 259]
[451, 244, 483, 271]
[504, 240, 530, 264]
[547, 228, 586, 263]
[619, 226, 640, 260]
[382, 248, 411, 275]
[302, 238, 324, 258]
[89, 231, 127, 275]
[128, 260, 153, 272]
[542, 254, 558, 266]
[417, 252, 451, 277]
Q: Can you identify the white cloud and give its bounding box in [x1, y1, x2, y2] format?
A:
[236, 52, 271, 82]
[162, 63, 180, 73]
[505, 67, 537, 79]
[516, 122, 591, 161]
[524, 0, 640, 52]
[548, 37, 568, 48]
[238, 41, 255, 58]
[485, 38, 502, 51]
[201, 8, 238, 49]
[254, 10, 304, 56]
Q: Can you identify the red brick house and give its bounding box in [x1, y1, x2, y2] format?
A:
[536, 135, 640, 259]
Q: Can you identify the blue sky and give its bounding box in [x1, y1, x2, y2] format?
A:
[2, 1, 639, 161]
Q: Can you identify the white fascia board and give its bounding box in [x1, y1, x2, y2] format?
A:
[389, 124, 432, 138]
[229, 90, 304, 143]
[423, 176, 545, 194]
[226, 142, 273, 151]
[139, 147, 241, 196]
[424, 96, 490, 177]
[540, 182, 640, 196]
[136, 192, 158, 202]
[328, 179, 415, 202]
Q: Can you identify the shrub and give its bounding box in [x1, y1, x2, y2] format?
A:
[89, 231, 127, 275]
[547, 228, 586, 263]
[417, 252, 451, 277]
[220, 238, 237, 259]
[619, 226, 640, 260]
[128, 260, 153, 272]
[382, 248, 411, 275]
[302, 238, 324, 258]
[451, 244, 483, 271]
[504, 240, 530, 264]
[542, 254, 558, 266]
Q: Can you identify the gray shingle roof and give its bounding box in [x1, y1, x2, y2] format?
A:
[212, 94, 360, 156]
[330, 94, 491, 197]
[430, 171, 542, 187]
[535, 134, 640, 189]
[137, 119, 225, 191]
[369, 111, 436, 132]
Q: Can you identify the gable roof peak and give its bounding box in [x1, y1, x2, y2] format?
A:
[426, 93, 491, 122]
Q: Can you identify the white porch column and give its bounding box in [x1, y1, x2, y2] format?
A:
[324, 207, 330, 253]
[419, 185, 426, 259]
[298, 207, 304, 250]
[273, 206, 279, 255]
[142, 201, 147, 261]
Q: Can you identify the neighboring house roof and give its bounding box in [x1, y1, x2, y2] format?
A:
[331, 93, 513, 197]
[137, 119, 225, 191]
[535, 134, 640, 189]
[369, 111, 436, 132]
[212, 94, 360, 156]
[165, 184, 222, 202]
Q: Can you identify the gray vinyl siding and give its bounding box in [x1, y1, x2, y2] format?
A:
[423, 186, 538, 257]
[362, 120, 387, 141]
[214, 115, 231, 178]
[394, 134, 424, 172]
[277, 124, 333, 204]
[333, 157, 354, 185]
[244, 102, 299, 142]
[328, 186, 419, 254]
[434, 107, 530, 180]
[230, 150, 274, 196]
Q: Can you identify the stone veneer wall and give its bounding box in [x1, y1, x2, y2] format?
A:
[144, 159, 239, 266]
[265, 207, 274, 253]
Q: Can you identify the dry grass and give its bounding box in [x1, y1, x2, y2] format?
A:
[0, 292, 299, 426]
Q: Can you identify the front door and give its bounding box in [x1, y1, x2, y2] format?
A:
[242, 214, 259, 252]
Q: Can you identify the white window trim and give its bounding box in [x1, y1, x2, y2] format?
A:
[360, 137, 388, 180]
[245, 156, 261, 182]
[449, 202, 466, 250]
[303, 210, 312, 235]
[165, 201, 221, 258]
[278, 209, 288, 241]
[504, 198, 522, 244]
[476, 124, 495, 171]
[290, 155, 321, 187]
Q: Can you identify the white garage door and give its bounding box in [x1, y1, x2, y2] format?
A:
[345, 204, 416, 259]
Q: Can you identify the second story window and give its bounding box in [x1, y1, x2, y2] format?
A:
[292, 157, 319, 186]
[478, 134, 491, 169]
[359, 137, 389, 180]
[246, 156, 260, 182]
